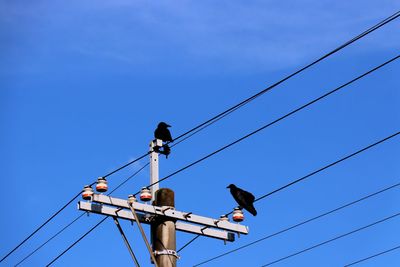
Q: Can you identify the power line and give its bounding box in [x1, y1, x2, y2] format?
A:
[169, 10, 400, 146]
[3, 11, 398, 263]
[46, 216, 108, 267]
[169, 54, 400, 255]
[14, 213, 86, 267]
[345, 244, 400, 266]
[14, 164, 148, 266]
[108, 163, 150, 195]
[178, 235, 201, 253]
[138, 54, 400, 195]
[193, 181, 400, 266]
[253, 131, 400, 204]
[0, 191, 81, 264]
[113, 217, 141, 267]
[260, 212, 400, 266]
[44, 127, 400, 266]
[0, 155, 148, 264]
[144, 54, 400, 254]
[181, 129, 400, 256]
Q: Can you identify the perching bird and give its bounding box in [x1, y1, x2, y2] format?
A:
[154, 122, 173, 142]
[227, 184, 257, 216]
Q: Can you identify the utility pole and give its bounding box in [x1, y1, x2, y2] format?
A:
[152, 188, 177, 267]
[150, 139, 177, 266]
[78, 138, 249, 266]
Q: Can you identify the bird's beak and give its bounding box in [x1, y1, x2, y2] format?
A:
[226, 185, 230, 189]
[166, 124, 171, 127]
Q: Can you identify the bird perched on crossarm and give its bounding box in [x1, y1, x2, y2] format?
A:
[227, 184, 257, 216]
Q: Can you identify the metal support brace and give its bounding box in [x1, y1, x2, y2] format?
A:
[128, 202, 159, 267]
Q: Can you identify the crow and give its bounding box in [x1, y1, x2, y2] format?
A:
[227, 184, 257, 216]
[154, 122, 173, 142]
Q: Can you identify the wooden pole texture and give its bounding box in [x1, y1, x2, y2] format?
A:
[152, 188, 177, 267]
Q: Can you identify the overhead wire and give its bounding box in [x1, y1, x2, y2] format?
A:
[183, 130, 400, 256]
[0, 154, 148, 264]
[192, 181, 400, 266]
[260, 212, 400, 266]
[49, 53, 400, 264]
[252, 132, 399, 204]
[169, 10, 400, 146]
[137, 54, 400, 195]
[3, 10, 399, 263]
[113, 217, 141, 267]
[14, 213, 86, 267]
[344, 244, 400, 266]
[174, 54, 400, 254]
[46, 216, 108, 267]
[15, 164, 149, 266]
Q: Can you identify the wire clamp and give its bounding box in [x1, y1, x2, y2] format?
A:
[154, 249, 180, 259]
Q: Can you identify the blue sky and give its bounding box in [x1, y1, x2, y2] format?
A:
[1, 1, 399, 266]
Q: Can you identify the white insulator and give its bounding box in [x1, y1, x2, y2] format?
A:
[96, 177, 108, 192]
[82, 185, 94, 200]
[232, 207, 244, 222]
[127, 194, 137, 205]
[140, 187, 152, 202]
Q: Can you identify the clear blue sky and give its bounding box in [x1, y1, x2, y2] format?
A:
[1, 1, 399, 266]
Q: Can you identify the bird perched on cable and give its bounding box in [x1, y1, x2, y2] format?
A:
[154, 122, 173, 143]
[227, 184, 257, 216]
[154, 122, 173, 158]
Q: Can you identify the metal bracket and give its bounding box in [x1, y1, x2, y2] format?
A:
[154, 249, 180, 259]
[161, 206, 174, 213]
[183, 212, 192, 219]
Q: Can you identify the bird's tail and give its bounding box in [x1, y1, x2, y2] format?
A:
[248, 206, 257, 216]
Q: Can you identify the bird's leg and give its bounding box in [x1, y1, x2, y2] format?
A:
[158, 144, 171, 158]
[153, 145, 161, 153]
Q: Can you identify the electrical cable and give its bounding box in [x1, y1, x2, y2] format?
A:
[171, 54, 400, 255]
[0, 154, 148, 264]
[344, 244, 400, 266]
[193, 181, 400, 266]
[46, 216, 108, 267]
[181, 129, 400, 255]
[113, 217, 141, 267]
[14, 164, 148, 266]
[145, 54, 400, 254]
[42, 132, 400, 265]
[178, 235, 201, 253]
[3, 11, 398, 263]
[137, 54, 400, 195]
[252, 133, 399, 204]
[169, 10, 400, 146]
[14, 213, 86, 267]
[259, 212, 400, 266]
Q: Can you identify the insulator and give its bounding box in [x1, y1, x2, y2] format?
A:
[232, 207, 244, 222]
[127, 194, 137, 205]
[96, 177, 108, 192]
[140, 187, 152, 202]
[82, 185, 94, 200]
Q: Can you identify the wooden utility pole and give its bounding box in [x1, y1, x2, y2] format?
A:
[152, 188, 177, 267]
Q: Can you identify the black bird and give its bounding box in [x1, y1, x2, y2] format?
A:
[227, 184, 257, 216]
[154, 122, 173, 142]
